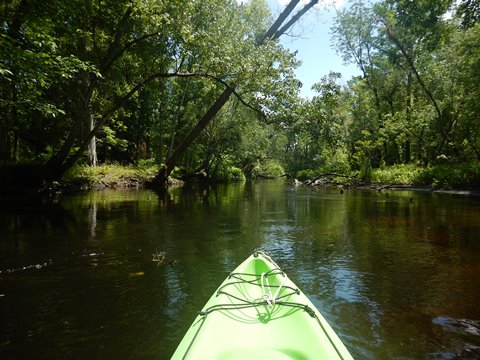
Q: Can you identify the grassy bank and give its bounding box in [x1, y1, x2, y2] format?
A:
[62, 162, 160, 190]
[64, 162, 480, 191]
[5, 161, 478, 193]
[371, 163, 480, 189]
[60, 161, 282, 190]
[295, 162, 480, 191]
[61, 162, 248, 190]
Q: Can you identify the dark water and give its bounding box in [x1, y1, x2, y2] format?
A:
[1, 181, 480, 359]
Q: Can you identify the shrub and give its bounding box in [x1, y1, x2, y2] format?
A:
[296, 169, 316, 182]
[321, 148, 350, 174]
[413, 162, 480, 189]
[372, 164, 419, 184]
[216, 166, 246, 183]
[257, 160, 285, 178]
[358, 155, 373, 183]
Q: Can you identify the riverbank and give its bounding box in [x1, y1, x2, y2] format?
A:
[58, 163, 185, 191]
[2, 162, 480, 197]
[300, 178, 480, 197]
[354, 184, 480, 197]
[61, 163, 158, 191]
[67, 163, 479, 198]
[298, 163, 480, 197]
[0, 163, 172, 194]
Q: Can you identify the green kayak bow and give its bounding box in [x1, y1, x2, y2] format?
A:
[171, 251, 354, 360]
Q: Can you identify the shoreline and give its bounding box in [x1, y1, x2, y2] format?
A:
[59, 177, 480, 198]
[336, 183, 480, 197]
[2, 171, 480, 198]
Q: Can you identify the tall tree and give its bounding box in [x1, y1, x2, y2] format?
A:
[151, 0, 320, 186]
[457, 0, 480, 28]
[378, 0, 459, 161]
[1, 0, 319, 186]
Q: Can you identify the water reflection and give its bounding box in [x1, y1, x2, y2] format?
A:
[1, 183, 480, 358]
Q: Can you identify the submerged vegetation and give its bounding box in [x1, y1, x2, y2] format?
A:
[1, 0, 480, 191]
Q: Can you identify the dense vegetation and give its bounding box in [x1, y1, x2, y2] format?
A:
[1, 0, 480, 189]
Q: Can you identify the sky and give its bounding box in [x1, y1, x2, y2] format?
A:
[266, 0, 361, 98]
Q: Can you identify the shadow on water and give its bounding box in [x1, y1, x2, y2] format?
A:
[1, 182, 480, 359]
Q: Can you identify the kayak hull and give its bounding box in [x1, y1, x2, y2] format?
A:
[171, 252, 354, 359]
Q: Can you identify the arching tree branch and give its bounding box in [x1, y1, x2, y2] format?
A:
[152, 0, 319, 186]
[383, 25, 442, 120]
[57, 71, 263, 176]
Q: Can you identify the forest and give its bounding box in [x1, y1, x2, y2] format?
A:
[1, 0, 480, 190]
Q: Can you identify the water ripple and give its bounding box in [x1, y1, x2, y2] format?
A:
[0, 259, 53, 274]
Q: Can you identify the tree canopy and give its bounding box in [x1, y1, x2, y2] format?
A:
[1, 0, 480, 188]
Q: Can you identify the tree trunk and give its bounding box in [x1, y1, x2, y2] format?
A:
[151, 0, 318, 187]
[158, 106, 164, 163]
[151, 86, 234, 186]
[168, 79, 190, 159]
[13, 130, 19, 161]
[43, 67, 96, 181]
[88, 113, 97, 167]
[41, 1, 318, 185]
[405, 71, 412, 163]
[0, 119, 9, 163]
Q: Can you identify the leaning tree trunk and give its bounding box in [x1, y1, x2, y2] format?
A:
[151, 0, 319, 187]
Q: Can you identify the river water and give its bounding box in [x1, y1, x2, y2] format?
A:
[1, 181, 480, 359]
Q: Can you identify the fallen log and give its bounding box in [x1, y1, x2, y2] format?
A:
[306, 172, 357, 186]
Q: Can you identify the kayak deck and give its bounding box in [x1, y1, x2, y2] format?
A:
[171, 252, 354, 359]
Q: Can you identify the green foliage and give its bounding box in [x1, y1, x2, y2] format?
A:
[370, 163, 480, 189]
[353, 130, 382, 182]
[253, 159, 285, 178]
[1, 0, 305, 182]
[284, 72, 349, 175]
[215, 165, 246, 183]
[413, 162, 480, 189]
[357, 157, 373, 183]
[170, 167, 185, 180]
[371, 164, 420, 184]
[63, 162, 159, 188]
[321, 148, 351, 174]
[457, 0, 480, 28]
[296, 169, 316, 182]
[3, 0, 480, 191]
[293, 149, 350, 182]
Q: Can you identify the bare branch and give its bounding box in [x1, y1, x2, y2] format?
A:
[273, 1, 319, 40]
[259, 0, 301, 44]
[61, 71, 263, 172]
[383, 25, 442, 120]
